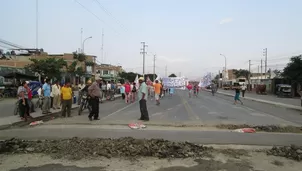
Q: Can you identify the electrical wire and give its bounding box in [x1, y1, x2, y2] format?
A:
[74, 0, 119, 34]
[93, 0, 128, 32]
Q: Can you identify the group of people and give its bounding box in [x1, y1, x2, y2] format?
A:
[77, 77, 150, 121]
[17, 79, 74, 121]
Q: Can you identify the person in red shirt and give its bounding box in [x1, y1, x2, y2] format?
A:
[124, 81, 131, 103]
[25, 81, 35, 113]
[186, 83, 193, 98]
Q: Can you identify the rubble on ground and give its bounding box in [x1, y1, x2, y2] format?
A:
[267, 145, 302, 161]
[0, 137, 212, 160]
[216, 124, 302, 133]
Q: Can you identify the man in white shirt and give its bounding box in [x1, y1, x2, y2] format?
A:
[78, 81, 85, 105]
[52, 80, 61, 109]
[241, 84, 247, 97]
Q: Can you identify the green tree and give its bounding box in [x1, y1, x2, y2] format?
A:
[233, 69, 250, 79]
[282, 55, 302, 82]
[273, 69, 283, 78]
[144, 74, 158, 81]
[25, 58, 67, 80]
[118, 72, 141, 82]
[168, 73, 177, 77]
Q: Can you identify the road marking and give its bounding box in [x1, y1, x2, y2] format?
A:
[167, 108, 173, 111]
[181, 97, 200, 121]
[100, 102, 137, 120]
[208, 112, 218, 115]
[249, 113, 266, 117]
[151, 112, 163, 116]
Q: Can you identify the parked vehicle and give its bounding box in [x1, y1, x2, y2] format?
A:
[276, 84, 292, 98]
[222, 84, 231, 90]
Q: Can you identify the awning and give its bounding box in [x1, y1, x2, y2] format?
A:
[3, 72, 37, 80]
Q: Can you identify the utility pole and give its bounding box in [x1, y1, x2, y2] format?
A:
[80, 28, 83, 53]
[140, 42, 147, 77]
[248, 60, 251, 90]
[263, 48, 267, 79]
[260, 59, 263, 80]
[165, 65, 167, 77]
[36, 0, 39, 56]
[101, 28, 104, 63]
[153, 54, 156, 81]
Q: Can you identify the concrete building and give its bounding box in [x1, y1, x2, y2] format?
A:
[95, 64, 123, 81]
[0, 52, 97, 84]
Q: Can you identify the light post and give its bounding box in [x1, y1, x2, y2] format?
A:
[220, 54, 227, 83]
[82, 36, 92, 53]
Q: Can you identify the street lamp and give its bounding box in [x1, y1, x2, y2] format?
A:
[82, 36, 92, 53]
[220, 54, 227, 83]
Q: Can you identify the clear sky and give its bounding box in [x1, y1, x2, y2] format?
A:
[1, 0, 302, 79]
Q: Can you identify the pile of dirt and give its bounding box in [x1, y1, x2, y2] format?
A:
[267, 145, 302, 161]
[0, 137, 212, 160]
[216, 124, 302, 133]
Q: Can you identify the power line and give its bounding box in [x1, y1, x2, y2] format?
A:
[74, 0, 119, 34]
[93, 0, 128, 32]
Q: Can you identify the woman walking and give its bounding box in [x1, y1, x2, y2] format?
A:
[234, 87, 243, 105]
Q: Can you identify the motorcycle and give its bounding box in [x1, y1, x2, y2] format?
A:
[78, 91, 92, 115]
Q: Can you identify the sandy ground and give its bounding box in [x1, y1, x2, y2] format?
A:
[1, 150, 301, 171]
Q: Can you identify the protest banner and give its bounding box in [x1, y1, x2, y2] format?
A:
[162, 77, 186, 88]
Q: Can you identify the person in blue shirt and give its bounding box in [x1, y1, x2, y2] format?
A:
[169, 87, 175, 96]
[42, 79, 51, 114]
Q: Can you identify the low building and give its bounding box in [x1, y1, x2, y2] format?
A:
[0, 52, 97, 84]
[95, 64, 123, 82]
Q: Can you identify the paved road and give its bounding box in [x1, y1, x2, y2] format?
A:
[45, 89, 302, 126]
[1, 124, 302, 146]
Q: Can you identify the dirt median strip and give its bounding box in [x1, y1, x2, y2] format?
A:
[0, 137, 301, 162]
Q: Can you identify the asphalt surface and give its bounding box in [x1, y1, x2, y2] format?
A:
[44, 89, 302, 126]
[1, 125, 302, 146]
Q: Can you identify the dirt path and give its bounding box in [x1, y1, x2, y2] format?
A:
[1, 151, 302, 171]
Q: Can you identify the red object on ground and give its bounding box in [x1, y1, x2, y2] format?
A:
[233, 128, 256, 133]
[128, 122, 146, 129]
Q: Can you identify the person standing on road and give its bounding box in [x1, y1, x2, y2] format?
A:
[88, 78, 101, 121]
[131, 82, 137, 103]
[297, 89, 302, 107]
[124, 81, 131, 103]
[234, 87, 243, 105]
[186, 83, 193, 98]
[52, 80, 61, 109]
[241, 84, 247, 97]
[25, 81, 35, 113]
[153, 80, 162, 105]
[42, 79, 51, 114]
[138, 77, 149, 121]
[77, 81, 85, 105]
[120, 83, 125, 100]
[61, 81, 72, 118]
[17, 81, 31, 121]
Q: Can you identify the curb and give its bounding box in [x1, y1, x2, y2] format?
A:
[214, 91, 302, 111]
[0, 107, 79, 131]
[0, 95, 122, 131]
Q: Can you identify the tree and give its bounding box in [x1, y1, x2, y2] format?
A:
[233, 69, 250, 79]
[118, 72, 141, 82]
[273, 69, 283, 78]
[168, 73, 177, 77]
[282, 55, 302, 82]
[73, 52, 86, 62]
[25, 58, 67, 80]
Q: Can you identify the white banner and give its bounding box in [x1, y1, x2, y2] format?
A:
[162, 77, 185, 88]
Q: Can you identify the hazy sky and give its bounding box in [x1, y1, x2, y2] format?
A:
[1, 0, 302, 79]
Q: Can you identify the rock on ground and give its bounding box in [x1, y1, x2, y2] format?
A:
[267, 145, 302, 161]
[0, 137, 212, 160]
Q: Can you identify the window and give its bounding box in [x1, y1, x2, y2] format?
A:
[103, 70, 109, 75]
